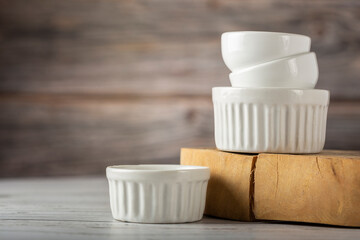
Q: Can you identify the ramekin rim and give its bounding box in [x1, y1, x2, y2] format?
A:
[221, 31, 311, 40]
[106, 164, 209, 173]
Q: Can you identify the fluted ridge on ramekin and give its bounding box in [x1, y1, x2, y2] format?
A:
[108, 179, 208, 223]
[213, 102, 328, 153]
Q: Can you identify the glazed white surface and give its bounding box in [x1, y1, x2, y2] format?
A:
[222, 31, 318, 89]
[106, 165, 210, 223]
[221, 31, 311, 72]
[229, 52, 318, 89]
[212, 87, 329, 104]
[212, 88, 329, 153]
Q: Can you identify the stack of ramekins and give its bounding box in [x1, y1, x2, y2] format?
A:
[213, 31, 330, 153]
[106, 31, 331, 225]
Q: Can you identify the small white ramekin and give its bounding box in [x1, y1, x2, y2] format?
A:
[221, 31, 311, 72]
[106, 164, 210, 223]
[229, 52, 318, 89]
[213, 87, 330, 154]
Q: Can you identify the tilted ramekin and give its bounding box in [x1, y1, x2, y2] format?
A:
[221, 31, 310, 72]
[106, 164, 210, 223]
[212, 87, 330, 154]
[229, 52, 318, 89]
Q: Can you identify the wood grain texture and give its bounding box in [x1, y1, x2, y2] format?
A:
[254, 150, 360, 227]
[1, 177, 360, 240]
[0, 0, 359, 98]
[181, 148, 360, 227]
[0, 0, 360, 177]
[0, 94, 214, 177]
[181, 148, 255, 221]
[0, 94, 360, 177]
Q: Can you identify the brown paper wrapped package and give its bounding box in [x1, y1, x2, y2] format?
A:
[180, 148, 360, 227]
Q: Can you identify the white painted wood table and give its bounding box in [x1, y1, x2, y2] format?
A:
[0, 177, 359, 240]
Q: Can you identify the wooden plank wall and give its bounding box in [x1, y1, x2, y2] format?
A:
[0, 0, 359, 177]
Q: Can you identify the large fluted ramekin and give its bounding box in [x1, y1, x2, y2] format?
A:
[106, 165, 210, 223]
[213, 87, 330, 154]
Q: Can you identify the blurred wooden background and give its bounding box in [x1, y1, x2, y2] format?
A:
[0, 0, 359, 177]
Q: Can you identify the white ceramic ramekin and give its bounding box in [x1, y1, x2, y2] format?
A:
[106, 164, 210, 223]
[221, 31, 311, 72]
[212, 87, 330, 154]
[229, 52, 318, 89]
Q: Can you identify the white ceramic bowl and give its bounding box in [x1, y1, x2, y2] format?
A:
[229, 52, 319, 89]
[222, 31, 311, 72]
[106, 164, 210, 223]
[212, 87, 330, 153]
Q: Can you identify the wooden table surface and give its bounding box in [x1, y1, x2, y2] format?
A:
[1, 177, 359, 240]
